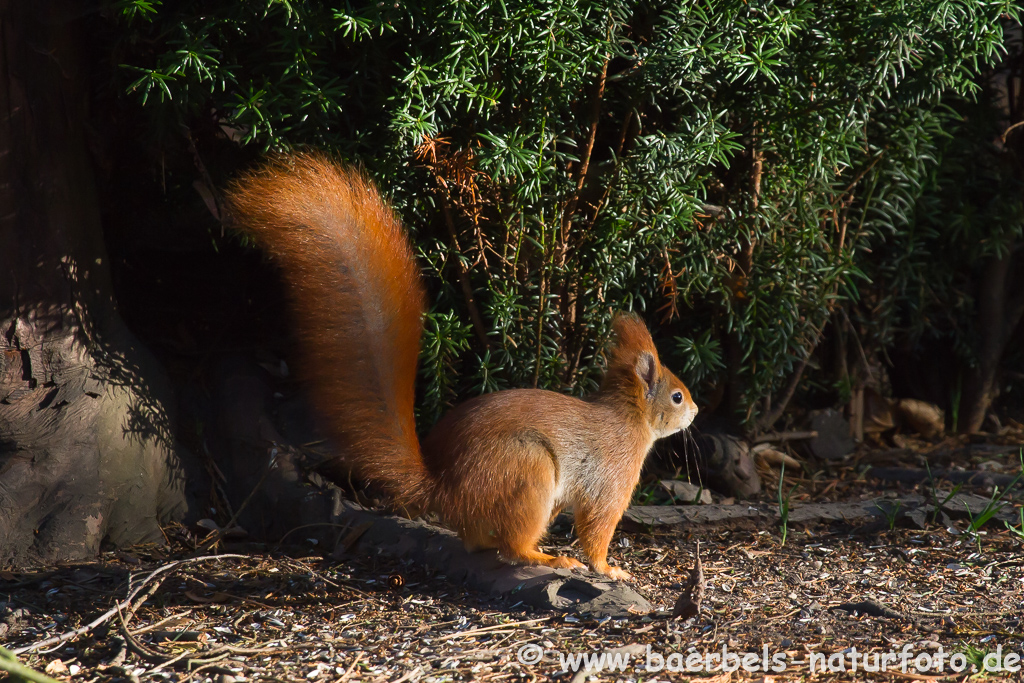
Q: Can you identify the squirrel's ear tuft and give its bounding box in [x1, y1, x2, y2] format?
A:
[635, 351, 657, 396]
[610, 312, 657, 355]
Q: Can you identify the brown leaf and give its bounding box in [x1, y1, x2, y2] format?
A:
[672, 542, 705, 620]
[338, 521, 375, 554]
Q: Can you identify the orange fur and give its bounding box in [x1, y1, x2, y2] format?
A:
[225, 152, 698, 579]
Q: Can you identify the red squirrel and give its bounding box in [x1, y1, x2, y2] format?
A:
[225, 151, 697, 580]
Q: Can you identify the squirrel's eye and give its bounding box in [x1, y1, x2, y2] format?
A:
[672, 391, 683, 405]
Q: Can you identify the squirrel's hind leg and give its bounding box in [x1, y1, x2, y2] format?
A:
[459, 512, 580, 569]
[498, 508, 585, 570]
[490, 452, 585, 572]
[506, 547, 586, 571]
[461, 523, 500, 553]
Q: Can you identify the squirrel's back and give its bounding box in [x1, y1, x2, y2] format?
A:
[224, 152, 429, 507]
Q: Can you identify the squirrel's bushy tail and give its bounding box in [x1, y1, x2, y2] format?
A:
[225, 152, 430, 510]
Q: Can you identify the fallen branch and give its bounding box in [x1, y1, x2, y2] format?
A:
[752, 430, 818, 444]
[119, 607, 171, 663]
[12, 554, 247, 655]
[333, 501, 654, 618]
[340, 651, 364, 683]
[182, 659, 231, 682]
[130, 610, 194, 636]
[122, 577, 165, 627]
[869, 466, 1023, 489]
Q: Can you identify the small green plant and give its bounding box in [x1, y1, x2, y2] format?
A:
[691, 485, 706, 506]
[958, 643, 1010, 674]
[0, 646, 62, 683]
[925, 461, 965, 526]
[874, 499, 903, 531]
[777, 463, 798, 545]
[959, 644, 985, 673]
[964, 450, 1024, 551]
[966, 488, 1010, 534]
[632, 481, 663, 506]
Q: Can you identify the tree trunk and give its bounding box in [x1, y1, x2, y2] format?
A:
[0, 1, 197, 564]
[960, 247, 1024, 433]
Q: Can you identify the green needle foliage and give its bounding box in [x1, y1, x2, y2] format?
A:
[111, 0, 1021, 425]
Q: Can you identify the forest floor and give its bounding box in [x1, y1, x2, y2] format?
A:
[3, 436, 1023, 683]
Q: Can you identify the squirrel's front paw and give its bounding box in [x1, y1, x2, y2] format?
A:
[605, 566, 632, 581]
[592, 562, 633, 581]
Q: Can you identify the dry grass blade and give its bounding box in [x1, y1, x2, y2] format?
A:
[440, 617, 551, 640]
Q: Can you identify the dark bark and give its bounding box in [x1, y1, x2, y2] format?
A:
[0, 1, 197, 564]
[960, 248, 1024, 432]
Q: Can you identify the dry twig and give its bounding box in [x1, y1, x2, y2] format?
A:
[12, 554, 246, 655]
